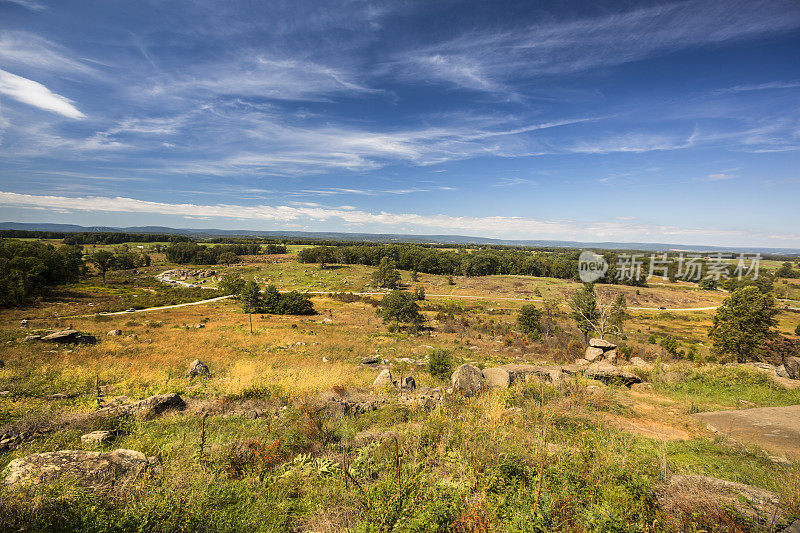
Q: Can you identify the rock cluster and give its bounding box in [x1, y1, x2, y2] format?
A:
[583, 338, 618, 364]
[99, 393, 186, 420]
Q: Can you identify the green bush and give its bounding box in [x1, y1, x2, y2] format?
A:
[428, 349, 453, 381]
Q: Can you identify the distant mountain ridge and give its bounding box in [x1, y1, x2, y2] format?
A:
[2, 221, 799, 255]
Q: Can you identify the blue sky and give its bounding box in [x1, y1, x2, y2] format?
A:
[0, 0, 799, 246]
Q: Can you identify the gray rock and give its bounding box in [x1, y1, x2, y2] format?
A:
[630, 357, 652, 369]
[777, 365, 790, 378]
[483, 367, 511, 388]
[584, 347, 604, 362]
[372, 369, 393, 389]
[107, 330, 122, 336]
[656, 474, 790, 529]
[187, 359, 209, 377]
[589, 338, 616, 349]
[586, 362, 642, 387]
[784, 357, 800, 380]
[194, 324, 205, 329]
[101, 393, 186, 419]
[2, 449, 161, 490]
[81, 430, 114, 445]
[40, 330, 81, 343]
[574, 358, 590, 367]
[361, 356, 381, 365]
[400, 376, 416, 391]
[451, 364, 485, 397]
[603, 349, 618, 365]
[782, 520, 800, 533]
[22, 335, 41, 342]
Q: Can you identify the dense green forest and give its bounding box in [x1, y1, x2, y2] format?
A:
[0, 240, 85, 307]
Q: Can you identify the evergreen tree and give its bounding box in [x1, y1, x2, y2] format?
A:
[569, 283, 600, 341]
[709, 286, 778, 362]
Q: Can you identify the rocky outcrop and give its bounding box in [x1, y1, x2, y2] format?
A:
[585, 362, 642, 387]
[2, 449, 161, 490]
[451, 364, 485, 396]
[583, 338, 618, 365]
[785, 357, 800, 380]
[40, 330, 96, 345]
[483, 367, 511, 388]
[100, 393, 186, 419]
[656, 474, 791, 529]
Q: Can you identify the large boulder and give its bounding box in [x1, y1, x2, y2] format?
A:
[584, 347, 604, 362]
[586, 362, 642, 387]
[101, 393, 186, 419]
[2, 449, 161, 490]
[372, 369, 393, 389]
[40, 330, 81, 343]
[603, 349, 618, 365]
[187, 359, 209, 377]
[483, 367, 511, 388]
[589, 338, 616, 349]
[656, 474, 791, 529]
[451, 364, 485, 397]
[784, 357, 800, 380]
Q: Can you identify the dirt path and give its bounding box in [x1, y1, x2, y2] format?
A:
[694, 405, 800, 460]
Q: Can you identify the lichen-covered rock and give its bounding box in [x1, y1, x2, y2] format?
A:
[187, 359, 209, 377]
[483, 367, 511, 388]
[584, 347, 604, 362]
[586, 362, 642, 387]
[81, 430, 114, 445]
[589, 338, 616, 349]
[784, 357, 800, 380]
[100, 393, 186, 419]
[451, 364, 485, 397]
[371, 369, 393, 389]
[656, 474, 790, 529]
[40, 330, 81, 343]
[2, 449, 161, 490]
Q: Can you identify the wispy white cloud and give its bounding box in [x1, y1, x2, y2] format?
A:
[493, 177, 534, 187]
[1, 0, 45, 11]
[0, 69, 85, 118]
[0, 31, 95, 75]
[714, 80, 800, 94]
[387, 0, 800, 94]
[706, 172, 734, 181]
[1, 190, 796, 244]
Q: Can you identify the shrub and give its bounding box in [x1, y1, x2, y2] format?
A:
[517, 304, 542, 340]
[428, 349, 453, 381]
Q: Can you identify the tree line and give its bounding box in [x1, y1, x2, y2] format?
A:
[163, 242, 285, 265]
[0, 240, 85, 307]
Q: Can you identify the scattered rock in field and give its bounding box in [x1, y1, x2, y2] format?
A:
[400, 376, 416, 391]
[322, 357, 329, 363]
[586, 362, 642, 387]
[22, 335, 41, 342]
[584, 347, 604, 362]
[656, 474, 791, 529]
[630, 357, 652, 370]
[320, 318, 333, 324]
[372, 369, 393, 389]
[589, 338, 616, 349]
[40, 330, 81, 343]
[187, 359, 209, 377]
[100, 393, 186, 419]
[2, 449, 161, 490]
[451, 364, 485, 397]
[107, 330, 122, 336]
[45, 392, 79, 401]
[361, 356, 381, 365]
[784, 357, 800, 380]
[194, 324, 205, 329]
[81, 430, 114, 445]
[483, 367, 511, 388]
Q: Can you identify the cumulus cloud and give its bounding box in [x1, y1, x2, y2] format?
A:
[0, 69, 85, 118]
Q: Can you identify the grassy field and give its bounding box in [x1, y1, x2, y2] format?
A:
[1, 245, 800, 531]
